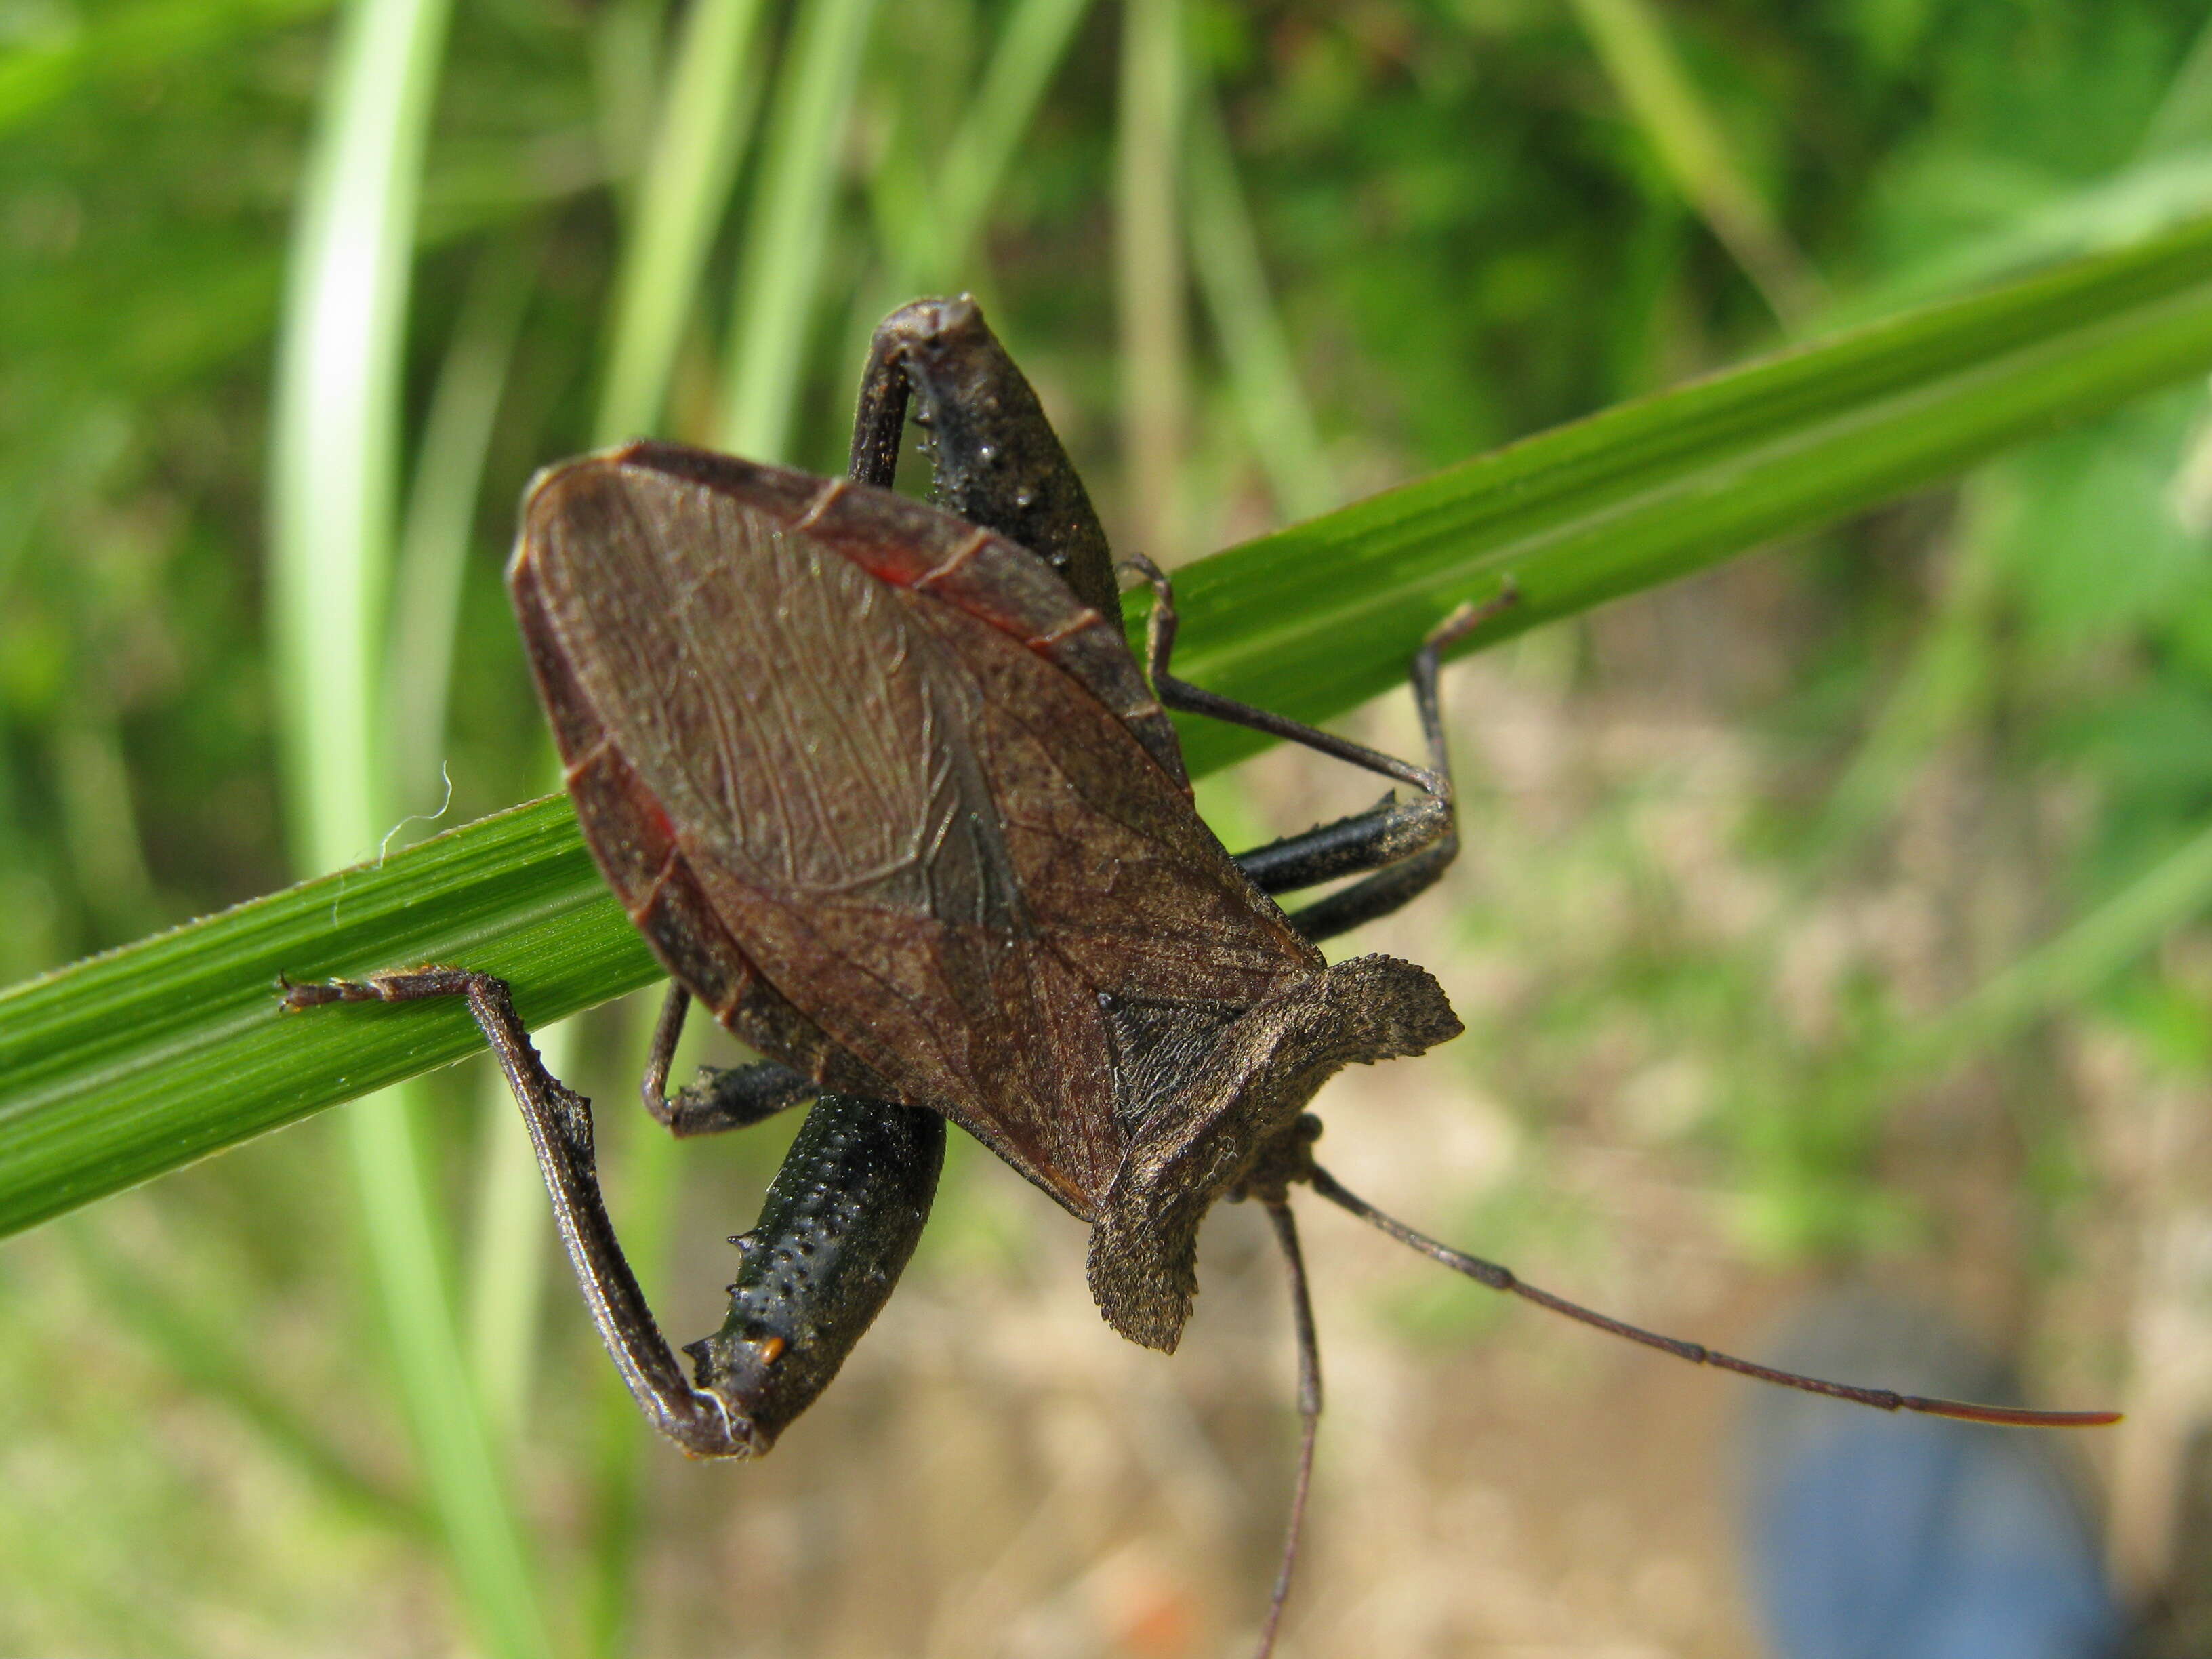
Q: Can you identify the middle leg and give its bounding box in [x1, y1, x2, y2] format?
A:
[1124, 553, 1517, 944]
[638, 984, 821, 1138]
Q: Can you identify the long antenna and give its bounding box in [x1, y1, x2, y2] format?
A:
[1303, 1164, 2120, 1430]
[1252, 1198, 1322, 1659]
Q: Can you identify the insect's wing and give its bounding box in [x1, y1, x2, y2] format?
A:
[514, 446, 1316, 1216]
[614, 442, 1191, 789]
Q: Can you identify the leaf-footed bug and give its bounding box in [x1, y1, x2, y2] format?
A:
[283, 295, 2116, 1654]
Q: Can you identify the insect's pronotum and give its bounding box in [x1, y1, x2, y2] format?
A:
[283, 295, 2114, 1654]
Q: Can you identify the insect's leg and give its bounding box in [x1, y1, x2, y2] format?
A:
[1292, 1142, 2120, 1431]
[624, 971, 937, 1443]
[850, 295, 1122, 625]
[1126, 554, 1516, 942]
[280, 969, 753, 1455]
[639, 983, 819, 1139]
[285, 970, 945, 1454]
[686, 1091, 944, 1450]
[1251, 1197, 1322, 1659]
[1126, 553, 1454, 796]
[626, 986, 942, 1445]
[847, 323, 912, 489]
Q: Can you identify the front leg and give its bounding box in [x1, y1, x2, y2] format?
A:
[850, 294, 1123, 627]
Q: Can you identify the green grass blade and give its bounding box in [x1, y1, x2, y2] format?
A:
[1185, 85, 1338, 521]
[60, 1218, 432, 1536]
[1566, 0, 1822, 324]
[922, 0, 1094, 283]
[466, 0, 775, 1462]
[269, 0, 430, 855]
[266, 0, 552, 1653]
[588, 0, 675, 194]
[1902, 817, 2212, 1076]
[1811, 475, 2005, 855]
[0, 0, 334, 136]
[462, 0, 783, 1498]
[844, 0, 1097, 405]
[596, 0, 770, 445]
[717, 0, 882, 459]
[14, 218, 2212, 1240]
[2142, 5, 2212, 157]
[386, 235, 540, 810]
[1116, 0, 1187, 560]
[384, 230, 560, 1461]
[1175, 216, 2212, 764]
[343, 1100, 547, 1607]
[0, 795, 640, 1232]
[49, 710, 161, 944]
[1832, 153, 2212, 327]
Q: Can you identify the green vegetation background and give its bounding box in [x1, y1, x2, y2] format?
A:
[5, 1, 2212, 1654]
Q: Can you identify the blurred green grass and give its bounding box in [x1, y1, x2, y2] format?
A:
[7, 1, 2212, 1654]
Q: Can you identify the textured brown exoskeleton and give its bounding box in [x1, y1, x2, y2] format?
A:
[285, 296, 2117, 1656]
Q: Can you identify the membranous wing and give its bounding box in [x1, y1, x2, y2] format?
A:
[514, 445, 1320, 1215]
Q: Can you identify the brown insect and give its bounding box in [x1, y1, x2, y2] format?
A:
[285, 296, 2115, 1655]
